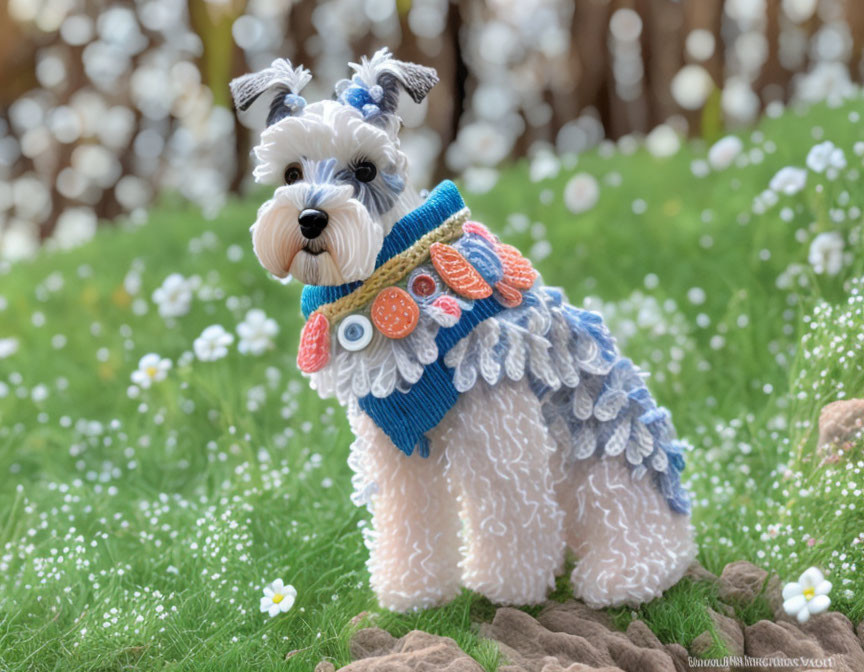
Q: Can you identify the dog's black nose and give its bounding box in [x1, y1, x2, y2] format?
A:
[298, 208, 329, 239]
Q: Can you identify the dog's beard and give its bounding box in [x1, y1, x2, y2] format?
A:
[251, 184, 384, 286]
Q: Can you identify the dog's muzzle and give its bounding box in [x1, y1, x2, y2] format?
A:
[299, 208, 329, 239]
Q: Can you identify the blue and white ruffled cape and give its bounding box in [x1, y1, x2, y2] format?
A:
[301, 181, 691, 515]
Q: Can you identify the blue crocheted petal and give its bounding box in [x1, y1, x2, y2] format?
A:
[544, 287, 564, 305]
[627, 387, 653, 405]
[457, 238, 503, 285]
[639, 407, 669, 427]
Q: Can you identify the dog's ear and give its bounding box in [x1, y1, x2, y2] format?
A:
[335, 48, 438, 121]
[229, 59, 312, 127]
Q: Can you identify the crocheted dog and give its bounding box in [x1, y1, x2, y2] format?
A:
[230, 50, 696, 612]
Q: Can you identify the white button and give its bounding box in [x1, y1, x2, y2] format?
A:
[337, 314, 373, 351]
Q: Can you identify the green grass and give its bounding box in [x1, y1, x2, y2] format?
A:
[2, 97, 864, 670]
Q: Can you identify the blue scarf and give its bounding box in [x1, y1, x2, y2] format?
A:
[301, 181, 505, 457]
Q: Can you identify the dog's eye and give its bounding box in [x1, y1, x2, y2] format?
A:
[284, 164, 303, 185]
[354, 161, 377, 183]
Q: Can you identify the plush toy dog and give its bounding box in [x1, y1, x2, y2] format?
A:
[230, 50, 696, 613]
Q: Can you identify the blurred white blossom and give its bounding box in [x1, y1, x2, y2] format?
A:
[237, 309, 278, 356]
[194, 325, 234, 362]
[808, 232, 844, 276]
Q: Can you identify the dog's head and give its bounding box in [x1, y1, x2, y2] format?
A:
[231, 49, 438, 286]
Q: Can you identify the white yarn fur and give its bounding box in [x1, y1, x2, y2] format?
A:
[349, 378, 695, 612]
[251, 182, 382, 285]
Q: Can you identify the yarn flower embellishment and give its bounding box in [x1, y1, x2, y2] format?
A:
[260, 579, 297, 618]
[782, 567, 831, 623]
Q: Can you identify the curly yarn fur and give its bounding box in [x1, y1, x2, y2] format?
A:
[233, 49, 696, 614]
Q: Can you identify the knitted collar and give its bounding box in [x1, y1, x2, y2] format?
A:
[300, 180, 468, 319]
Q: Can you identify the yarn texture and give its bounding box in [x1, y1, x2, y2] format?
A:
[300, 180, 691, 515]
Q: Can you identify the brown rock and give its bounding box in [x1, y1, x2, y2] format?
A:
[708, 607, 744, 656]
[342, 629, 483, 671]
[480, 608, 615, 670]
[663, 643, 691, 672]
[688, 631, 715, 658]
[625, 620, 663, 650]
[719, 561, 768, 604]
[349, 628, 398, 660]
[684, 561, 719, 584]
[858, 620, 864, 649]
[802, 612, 864, 670]
[314, 663, 336, 672]
[536, 663, 622, 672]
[744, 620, 828, 672]
[538, 609, 626, 643]
[606, 637, 678, 672]
[480, 605, 679, 672]
[818, 399, 864, 451]
[539, 600, 616, 629]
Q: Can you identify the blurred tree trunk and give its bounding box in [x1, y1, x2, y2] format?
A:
[640, 0, 684, 128]
[756, 0, 793, 104]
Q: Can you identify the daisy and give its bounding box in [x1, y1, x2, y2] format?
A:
[193, 325, 234, 361]
[237, 309, 279, 356]
[130, 353, 172, 388]
[260, 579, 296, 618]
[782, 567, 831, 623]
[152, 274, 193, 319]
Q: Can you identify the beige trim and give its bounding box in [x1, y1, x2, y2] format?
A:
[317, 207, 470, 323]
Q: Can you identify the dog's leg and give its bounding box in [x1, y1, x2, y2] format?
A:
[432, 379, 565, 605]
[559, 454, 696, 608]
[348, 412, 462, 612]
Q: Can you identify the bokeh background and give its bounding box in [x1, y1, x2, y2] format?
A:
[1, 0, 863, 261]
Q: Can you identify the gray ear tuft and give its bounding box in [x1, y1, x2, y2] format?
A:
[229, 59, 312, 126]
[380, 60, 439, 106]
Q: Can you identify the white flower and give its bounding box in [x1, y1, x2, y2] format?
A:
[645, 124, 680, 158]
[808, 232, 844, 276]
[194, 325, 234, 361]
[529, 149, 560, 183]
[152, 274, 193, 319]
[0, 338, 19, 359]
[769, 166, 807, 195]
[130, 353, 172, 388]
[806, 141, 846, 174]
[782, 567, 831, 623]
[237, 309, 278, 356]
[563, 173, 599, 215]
[259, 579, 296, 618]
[708, 136, 743, 171]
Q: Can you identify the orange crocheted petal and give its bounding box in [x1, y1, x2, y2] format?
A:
[497, 243, 538, 290]
[494, 280, 523, 308]
[429, 242, 493, 299]
[297, 312, 330, 373]
[371, 287, 420, 339]
[462, 221, 498, 244]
